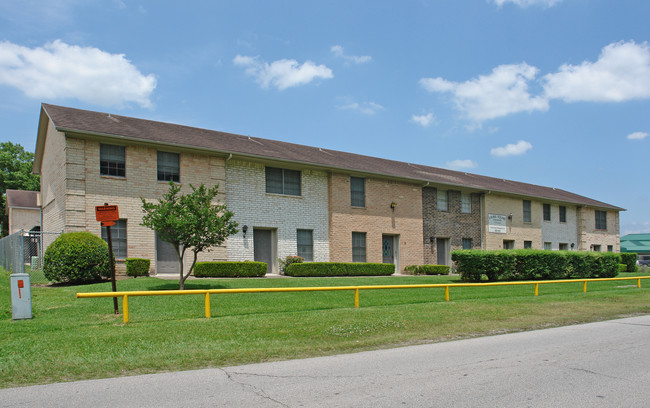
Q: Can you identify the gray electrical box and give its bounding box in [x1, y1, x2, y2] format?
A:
[10, 273, 32, 320]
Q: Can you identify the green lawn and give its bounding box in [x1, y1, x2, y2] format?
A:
[2, 269, 649, 388]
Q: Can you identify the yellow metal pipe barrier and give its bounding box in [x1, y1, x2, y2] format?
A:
[77, 276, 650, 324]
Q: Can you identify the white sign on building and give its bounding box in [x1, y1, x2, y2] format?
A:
[488, 213, 507, 234]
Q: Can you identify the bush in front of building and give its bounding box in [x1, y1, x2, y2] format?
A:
[278, 256, 303, 274]
[452, 250, 620, 282]
[125, 258, 150, 277]
[284, 262, 394, 277]
[43, 232, 111, 284]
[194, 261, 267, 277]
[619, 253, 638, 272]
[404, 265, 450, 275]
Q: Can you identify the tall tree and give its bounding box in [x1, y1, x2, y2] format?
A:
[1, 142, 40, 236]
[141, 182, 238, 289]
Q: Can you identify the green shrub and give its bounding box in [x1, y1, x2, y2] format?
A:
[405, 265, 450, 275]
[278, 256, 303, 274]
[618, 264, 627, 273]
[452, 249, 620, 282]
[43, 232, 111, 284]
[620, 253, 638, 272]
[194, 261, 267, 277]
[125, 258, 150, 277]
[285, 262, 394, 277]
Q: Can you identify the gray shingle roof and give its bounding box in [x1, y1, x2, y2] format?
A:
[39, 103, 623, 210]
[6, 189, 39, 209]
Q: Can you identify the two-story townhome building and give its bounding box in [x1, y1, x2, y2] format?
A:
[33, 104, 623, 274]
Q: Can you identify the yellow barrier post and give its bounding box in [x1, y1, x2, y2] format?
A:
[583, 281, 588, 293]
[534, 283, 539, 296]
[638, 278, 642, 288]
[205, 292, 211, 318]
[444, 286, 450, 301]
[123, 295, 129, 324]
[354, 289, 359, 308]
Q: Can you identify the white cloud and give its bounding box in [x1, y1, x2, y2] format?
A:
[337, 101, 384, 115]
[233, 55, 333, 90]
[330, 45, 372, 64]
[492, 0, 562, 7]
[0, 40, 156, 108]
[543, 41, 650, 102]
[420, 63, 549, 122]
[627, 131, 648, 140]
[490, 140, 533, 157]
[446, 159, 477, 170]
[411, 113, 435, 127]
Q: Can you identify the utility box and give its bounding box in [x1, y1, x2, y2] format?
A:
[10, 273, 32, 320]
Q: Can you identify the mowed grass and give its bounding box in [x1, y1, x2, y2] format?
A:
[2, 269, 650, 388]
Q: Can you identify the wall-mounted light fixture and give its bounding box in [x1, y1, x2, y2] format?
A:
[390, 202, 397, 211]
[242, 225, 248, 238]
[570, 243, 575, 249]
[429, 236, 435, 244]
[508, 213, 513, 220]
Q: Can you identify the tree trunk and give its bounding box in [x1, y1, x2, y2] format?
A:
[176, 246, 186, 290]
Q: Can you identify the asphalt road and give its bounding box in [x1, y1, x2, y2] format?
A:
[2, 315, 649, 407]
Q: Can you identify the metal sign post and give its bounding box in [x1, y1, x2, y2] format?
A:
[95, 204, 119, 315]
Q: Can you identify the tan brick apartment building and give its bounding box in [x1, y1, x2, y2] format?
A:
[33, 104, 623, 274]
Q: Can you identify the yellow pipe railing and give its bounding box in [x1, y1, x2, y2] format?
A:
[76, 276, 650, 324]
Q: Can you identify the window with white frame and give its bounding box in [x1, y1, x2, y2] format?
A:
[352, 232, 366, 262]
[461, 193, 471, 213]
[265, 167, 301, 196]
[350, 177, 365, 207]
[101, 219, 127, 259]
[157, 151, 180, 182]
[100, 144, 125, 177]
[437, 190, 448, 212]
[297, 229, 313, 261]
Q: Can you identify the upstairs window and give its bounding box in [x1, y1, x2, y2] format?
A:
[266, 167, 301, 196]
[100, 144, 125, 177]
[523, 200, 531, 223]
[437, 190, 448, 212]
[157, 151, 180, 182]
[461, 193, 471, 213]
[297, 229, 313, 261]
[595, 210, 607, 230]
[559, 206, 567, 223]
[543, 204, 551, 221]
[350, 177, 365, 207]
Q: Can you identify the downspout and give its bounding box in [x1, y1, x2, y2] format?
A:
[480, 193, 485, 249]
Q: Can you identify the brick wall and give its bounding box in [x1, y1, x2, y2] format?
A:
[483, 194, 542, 250]
[578, 207, 620, 252]
[225, 160, 330, 273]
[329, 173, 423, 273]
[41, 120, 66, 234]
[540, 203, 579, 250]
[422, 187, 481, 264]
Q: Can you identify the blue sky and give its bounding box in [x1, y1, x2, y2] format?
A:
[0, 0, 648, 235]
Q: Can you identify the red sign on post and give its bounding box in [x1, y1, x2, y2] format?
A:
[95, 205, 119, 226]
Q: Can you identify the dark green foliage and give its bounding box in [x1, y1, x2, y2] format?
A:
[452, 250, 620, 282]
[0, 142, 41, 236]
[404, 265, 450, 275]
[125, 258, 150, 277]
[285, 262, 394, 277]
[194, 262, 267, 277]
[278, 256, 303, 274]
[43, 232, 111, 283]
[618, 264, 628, 273]
[620, 253, 638, 272]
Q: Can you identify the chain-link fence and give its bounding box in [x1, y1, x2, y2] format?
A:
[0, 230, 61, 284]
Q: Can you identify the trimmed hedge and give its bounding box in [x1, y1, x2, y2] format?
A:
[620, 253, 638, 272]
[452, 249, 620, 282]
[284, 262, 394, 277]
[404, 264, 450, 275]
[125, 258, 150, 277]
[279, 256, 303, 274]
[43, 232, 111, 284]
[194, 261, 267, 277]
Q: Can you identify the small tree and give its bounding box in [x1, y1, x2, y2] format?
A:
[141, 182, 238, 289]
